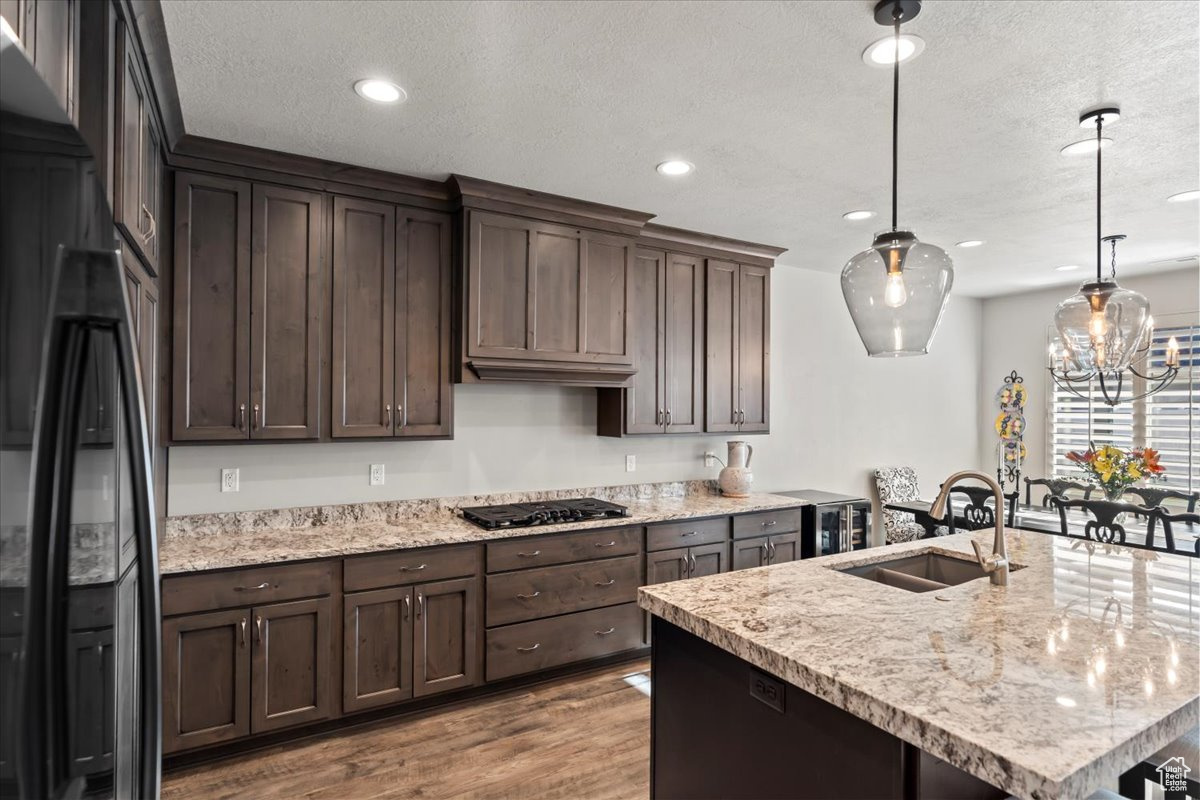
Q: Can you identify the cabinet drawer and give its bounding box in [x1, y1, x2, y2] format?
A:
[646, 517, 728, 551]
[486, 555, 641, 627]
[486, 526, 642, 572]
[344, 545, 480, 592]
[162, 562, 333, 616]
[486, 603, 643, 682]
[732, 508, 803, 539]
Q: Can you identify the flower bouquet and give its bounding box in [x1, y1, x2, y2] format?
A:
[1065, 443, 1166, 501]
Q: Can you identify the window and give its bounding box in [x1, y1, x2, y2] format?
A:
[1048, 313, 1200, 496]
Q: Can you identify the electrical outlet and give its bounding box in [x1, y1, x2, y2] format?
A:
[220, 468, 239, 493]
[625, 454, 636, 472]
[704, 452, 717, 468]
[369, 464, 385, 486]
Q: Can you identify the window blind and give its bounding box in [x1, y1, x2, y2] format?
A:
[1047, 317, 1200, 496]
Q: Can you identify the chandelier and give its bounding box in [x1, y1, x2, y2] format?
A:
[1048, 107, 1179, 406]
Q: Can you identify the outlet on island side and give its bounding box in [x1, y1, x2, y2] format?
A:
[370, 464, 385, 486]
[220, 468, 239, 493]
[625, 455, 636, 472]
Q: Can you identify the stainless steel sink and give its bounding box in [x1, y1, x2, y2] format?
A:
[836, 551, 1020, 593]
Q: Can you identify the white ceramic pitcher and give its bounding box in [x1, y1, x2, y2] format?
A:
[718, 440, 754, 497]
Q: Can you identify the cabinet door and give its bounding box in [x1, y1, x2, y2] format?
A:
[396, 209, 452, 437]
[624, 248, 665, 433]
[331, 196, 395, 438]
[581, 233, 633, 363]
[531, 225, 582, 356]
[732, 537, 768, 571]
[466, 211, 532, 358]
[768, 532, 798, 565]
[664, 252, 704, 432]
[689, 542, 728, 578]
[251, 597, 333, 733]
[121, 242, 157, 438]
[67, 628, 114, 777]
[250, 185, 322, 440]
[29, 0, 79, 122]
[114, 20, 158, 272]
[413, 577, 479, 698]
[343, 587, 413, 713]
[737, 264, 770, 432]
[162, 608, 250, 753]
[172, 172, 251, 440]
[646, 546, 690, 585]
[139, 111, 162, 273]
[705, 259, 739, 432]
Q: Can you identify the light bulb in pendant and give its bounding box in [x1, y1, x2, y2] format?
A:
[1089, 310, 1107, 341]
[1166, 337, 1180, 367]
[884, 272, 908, 307]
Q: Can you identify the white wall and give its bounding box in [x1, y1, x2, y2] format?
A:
[167, 266, 984, 529]
[977, 267, 1200, 482]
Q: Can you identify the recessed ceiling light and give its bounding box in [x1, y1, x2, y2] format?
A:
[862, 34, 925, 67]
[843, 210, 875, 221]
[656, 160, 694, 176]
[1060, 138, 1111, 156]
[1055, 264, 1081, 271]
[354, 79, 406, 104]
[1167, 189, 1200, 203]
[956, 240, 984, 248]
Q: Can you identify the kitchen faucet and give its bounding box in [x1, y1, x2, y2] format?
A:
[928, 471, 1010, 587]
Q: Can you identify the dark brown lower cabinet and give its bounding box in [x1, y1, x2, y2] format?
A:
[162, 608, 251, 753]
[343, 587, 414, 713]
[731, 532, 799, 571]
[646, 542, 729, 584]
[251, 597, 333, 733]
[414, 577, 479, 697]
[67, 627, 114, 777]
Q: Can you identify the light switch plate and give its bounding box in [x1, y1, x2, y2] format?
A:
[625, 455, 636, 472]
[370, 464, 385, 486]
[221, 468, 239, 493]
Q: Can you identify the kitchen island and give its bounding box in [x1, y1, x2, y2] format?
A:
[639, 530, 1199, 800]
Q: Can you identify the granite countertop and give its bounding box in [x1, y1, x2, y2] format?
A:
[158, 482, 808, 575]
[639, 530, 1200, 800]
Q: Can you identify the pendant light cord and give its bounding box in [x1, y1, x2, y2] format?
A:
[891, 11, 901, 231]
[1095, 114, 1103, 283]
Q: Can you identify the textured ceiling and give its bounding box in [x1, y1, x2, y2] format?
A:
[161, 0, 1199, 297]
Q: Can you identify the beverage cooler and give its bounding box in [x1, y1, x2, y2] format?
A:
[776, 490, 873, 558]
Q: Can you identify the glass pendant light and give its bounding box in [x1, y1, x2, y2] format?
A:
[1048, 107, 1179, 406]
[841, 0, 954, 357]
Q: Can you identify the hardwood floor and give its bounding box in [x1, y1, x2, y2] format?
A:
[162, 659, 651, 800]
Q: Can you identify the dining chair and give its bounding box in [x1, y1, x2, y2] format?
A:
[1047, 497, 1159, 549]
[1153, 508, 1200, 557]
[944, 486, 1019, 533]
[1024, 477, 1093, 507]
[1127, 487, 1200, 543]
[874, 467, 946, 543]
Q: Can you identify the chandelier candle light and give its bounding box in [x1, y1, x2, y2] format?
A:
[840, 0, 954, 357]
[1049, 107, 1180, 406]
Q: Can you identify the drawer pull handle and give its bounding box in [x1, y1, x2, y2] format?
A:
[762, 520, 777, 527]
[681, 531, 699, 537]
[516, 643, 540, 653]
[594, 578, 616, 587]
[516, 591, 542, 600]
[235, 582, 271, 591]
[518, 550, 541, 558]
[595, 627, 616, 636]
[594, 541, 617, 548]
[399, 564, 427, 572]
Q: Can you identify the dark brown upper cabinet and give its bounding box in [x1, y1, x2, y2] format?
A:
[597, 248, 703, 436]
[331, 197, 452, 439]
[172, 172, 323, 441]
[250, 184, 322, 440]
[114, 17, 162, 276]
[454, 175, 654, 387]
[1, 0, 80, 122]
[707, 260, 772, 434]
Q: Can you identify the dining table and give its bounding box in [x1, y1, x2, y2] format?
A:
[885, 497, 1200, 554]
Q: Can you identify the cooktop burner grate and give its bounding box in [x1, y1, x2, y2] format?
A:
[461, 498, 630, 529]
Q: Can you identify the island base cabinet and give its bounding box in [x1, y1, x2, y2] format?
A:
[650, 618, 1006, 800]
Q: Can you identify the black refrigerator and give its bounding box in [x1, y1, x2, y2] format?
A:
[0, 22, 161, 800]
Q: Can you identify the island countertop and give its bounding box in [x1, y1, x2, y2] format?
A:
[158, 487, 807, 574]
[638, 530, 1200, 800]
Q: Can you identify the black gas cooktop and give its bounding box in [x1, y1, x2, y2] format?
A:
[460, 498, 630, 530]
